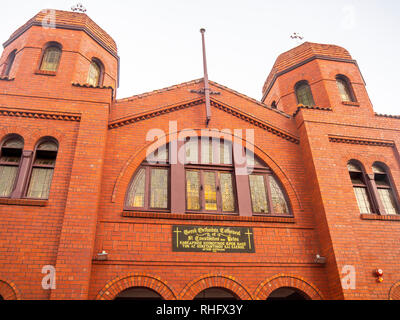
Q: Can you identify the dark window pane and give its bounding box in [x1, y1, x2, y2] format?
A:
[249, 175, 269, 214]
[296, 83, 315, 106]
[186, 170, 200, 210]
[37, 141, 58, 152]
[220, 172, 235, 212]
[270, 175, 289, 214]
[0, 165, 18, 197]
[203, 171, 217, 211]
[27, 168, 54, 199]
[150, 168, 168, 209]
[3, 138, 23, 149]
[127, 168, 146, 207]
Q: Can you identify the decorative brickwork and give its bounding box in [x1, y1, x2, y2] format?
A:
[389, 281, 400, 300]
[254, 274, 324, 300]
[0, 280, 21, 300]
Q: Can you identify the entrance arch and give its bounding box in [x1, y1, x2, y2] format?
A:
[267, 287, 310, 300]
[115, 287, 163, 300]
[194, 287, 239, 300]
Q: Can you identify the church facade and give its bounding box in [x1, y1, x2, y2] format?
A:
[0, 9, 399, 300]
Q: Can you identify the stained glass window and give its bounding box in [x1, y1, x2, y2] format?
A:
[150, 168, 168, 209]
[249, 175, 269, 214]
[270, 175, 289, 214]
[40, 46, 61, 72]
[295, 81, 315, 107]
[186, 171, 200, 210]
[204, 171, 217, 211]
[220, 172, 235, 212]
[127, 168, 146, 208]
[336, 76, 355, 102]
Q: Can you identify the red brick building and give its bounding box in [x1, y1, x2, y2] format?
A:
[0, 9, 399, 300]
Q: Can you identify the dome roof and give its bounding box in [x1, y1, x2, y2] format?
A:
[4, 9, 117, 56]
[262, 42, 353, 97]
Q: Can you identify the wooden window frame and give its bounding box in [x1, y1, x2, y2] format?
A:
[24, 139, 59, 200]
[336, 75, 357, 103]
[38, 42, 62, 73]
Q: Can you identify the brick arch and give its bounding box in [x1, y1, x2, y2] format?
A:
[0, 280, 21, 300]
[389, 281, 400, 300]
[254, 274, 324, 300]
[111, 129, 302, 212]
[29, 128, 65, 150]
[179, 274, 253, 300]
[96, 274, 177, 300]
[0, 126, 31, 146]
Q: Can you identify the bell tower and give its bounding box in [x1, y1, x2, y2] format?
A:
[261, 42, 374, 116]
[0, 8, 119, 99]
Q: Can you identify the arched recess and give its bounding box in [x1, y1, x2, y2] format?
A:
[389, 281, 400, 300]
[0, 280, 21, 300]
[96, 274, 177, 300]
[111, 129, 302, 212]
[179, 274, 252, 300]
[254, 274, 324, 300]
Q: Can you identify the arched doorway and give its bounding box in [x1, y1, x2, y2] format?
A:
[114, 287, 163, 300]
[267, 287, 310, 300]
[194, 287, 239, 300]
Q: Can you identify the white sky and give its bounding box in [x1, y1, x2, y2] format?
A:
[1, 0, 399, 115]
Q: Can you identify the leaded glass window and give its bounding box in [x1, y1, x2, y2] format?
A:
[295, 81, 315, 107]
[27, 140, 58, 199]
[87, 60, 102, 86]
[336, 75, 356, 102]
[348, 161, 374, 214]
[0, 136, 23, 197]
[373, 164, 399, 215]
[40, 45, 61, 72]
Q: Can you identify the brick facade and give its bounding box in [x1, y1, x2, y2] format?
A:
[0, 9, 399, 300]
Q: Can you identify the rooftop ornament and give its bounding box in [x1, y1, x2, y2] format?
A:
[71, 3, 87, 13]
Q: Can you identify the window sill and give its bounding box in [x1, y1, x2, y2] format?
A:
[122, 211, 295, 223]
[0, 198, 48, 207]
[34, 69, 57, 76]
[342, 101, 360, 107]
[360, 214, 400, 221]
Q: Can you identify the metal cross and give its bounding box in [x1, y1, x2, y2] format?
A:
[245, 229, 253, 250]
[290, 32, 304, 45]
[174, 227, 181, 248]
[71, 3, 87, 13]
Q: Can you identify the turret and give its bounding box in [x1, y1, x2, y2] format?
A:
[261, 42, 374, 116]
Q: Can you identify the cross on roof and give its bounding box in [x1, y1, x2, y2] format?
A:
[71, 3, 87, 13]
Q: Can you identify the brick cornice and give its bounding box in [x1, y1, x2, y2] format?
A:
[328, 135, 395, 147]
[108, 98, 204, 129]
[293, 104, 333, 117]
[210, 99, 300, 144]
[0, 107, 81, 122]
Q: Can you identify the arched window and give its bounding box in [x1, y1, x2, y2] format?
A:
[271, 101, 277, 109]
[295, 81, 315, 107]
[26, 140, 58, 199]
[126, 146, 170, 210]
[336, 75, 356, 102]
[373, 163, 399, 215]
[0, 135, 24, 197]
[87, 59, 103, 86]
[348, 161, 373, 213]
[125, 139, 291, 217]
[2, 50, 16, 77]
[40, 44, 62, 72]
[115, 287, 163, 301]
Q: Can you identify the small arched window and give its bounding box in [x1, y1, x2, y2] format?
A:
[2, 50, 17, 77]
[26, 140, 58, 199]
[295, 81, 315, 107]
[373, 164, 399, 215]
[348, 161, 373, 213]
[271, 101, 277, 109]
[87, 59, 103, 86]
[40, 44, 62, 72]
[0, 135, 24, 197]
[336, 75, 356, 102]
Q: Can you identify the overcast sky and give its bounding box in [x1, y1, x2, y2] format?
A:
[1, 0, 399, 115]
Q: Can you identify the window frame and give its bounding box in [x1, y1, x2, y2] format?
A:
[336, 75, 357, 103]
[2, 49, 17, 77]
[0, 135, 24, 198]
[295, 80, 315, 107]
[39, 42, 62, 73]
[372, 163, 400, 215]
[87, 58, 104, 87]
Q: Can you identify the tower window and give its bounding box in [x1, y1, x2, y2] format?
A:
[40, 44, 62, 72]
[2, 50, 16, 77]
[373, 164, 399, 215]
[348, 161, 373, 214]
[295, 81, 315, 107]
[0, 136, 23, 197]
[87, 59, 103, 86]
[271, 101, 277, 109]
[26, 140, 58, 199]
[336, 75, 356, 102]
